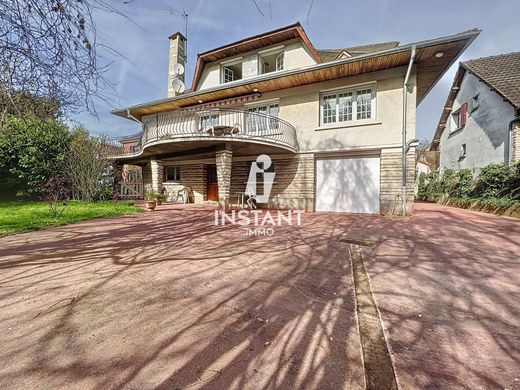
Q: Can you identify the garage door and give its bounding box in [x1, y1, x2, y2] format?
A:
[316, 156, 380, 213]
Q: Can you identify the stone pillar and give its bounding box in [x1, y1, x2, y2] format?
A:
[380, 147, 415, 216]
[150, 158, 164, 193]
[215, 144, 233, 211]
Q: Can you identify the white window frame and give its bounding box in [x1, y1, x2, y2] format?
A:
[199, 113, 219, 130]
[275, 52, 284, 71]
[258, 47, 285, 75]
[451, 109, 461, 132]
[319, 84, 376, 127]
[245, 100, 280, 134]
[164, 166, 181, 183]
[221, 58, 242, 84]
[459, 143, 467, 159]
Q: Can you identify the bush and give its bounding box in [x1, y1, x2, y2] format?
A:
[455, 169, 474, 197]
[473, 163, 513, 198]
[0, 116, 70, 200]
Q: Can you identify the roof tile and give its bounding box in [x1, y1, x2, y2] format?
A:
[462, 52, 520, 107]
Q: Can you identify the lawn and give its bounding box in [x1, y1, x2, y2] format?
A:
[0, 201, 142, 235]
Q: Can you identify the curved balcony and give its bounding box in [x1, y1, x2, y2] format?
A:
[109, 108, 298, 158]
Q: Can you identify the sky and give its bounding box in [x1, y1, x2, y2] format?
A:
[74, 0, 520, 141]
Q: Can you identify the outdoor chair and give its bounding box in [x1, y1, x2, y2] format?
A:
[172, 186, 192, 204]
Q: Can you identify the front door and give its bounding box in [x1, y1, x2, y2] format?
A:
[207, 165, 218, 201]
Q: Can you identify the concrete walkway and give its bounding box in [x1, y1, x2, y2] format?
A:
[0, 202, 518, 389]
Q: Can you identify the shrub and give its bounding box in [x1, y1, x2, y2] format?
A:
[473, 163, 512, 198]
[453, 169, 474, 197]
[40, 175, 71, 218]
[0, 116, 70, 200]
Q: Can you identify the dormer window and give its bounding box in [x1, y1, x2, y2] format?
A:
[222, 60, 242, 83]
[259, 48, 284, 74]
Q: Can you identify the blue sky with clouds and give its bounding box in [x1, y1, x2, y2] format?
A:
[75, 0, 520, 141]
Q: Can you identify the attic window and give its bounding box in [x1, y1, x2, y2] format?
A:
[336, 50, 352, 60]
[259, 50, 284, 74]
[222, 61, 242, 83]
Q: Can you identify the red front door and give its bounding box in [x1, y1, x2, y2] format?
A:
[207, 165, 218, 201]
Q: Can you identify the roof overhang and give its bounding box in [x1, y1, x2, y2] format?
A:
[113, 29, 480, 121]
[430, 65, 467, 151]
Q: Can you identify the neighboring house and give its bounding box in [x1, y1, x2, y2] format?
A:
[110, 22, 478, 214]
[431, 52, 520, 172]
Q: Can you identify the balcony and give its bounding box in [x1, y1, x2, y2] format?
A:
[108, 108, 298, 158]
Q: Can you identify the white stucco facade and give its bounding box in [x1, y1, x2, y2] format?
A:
[439, 72, 515, 171]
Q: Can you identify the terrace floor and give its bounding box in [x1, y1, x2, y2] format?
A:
[0, 202, 518, 389]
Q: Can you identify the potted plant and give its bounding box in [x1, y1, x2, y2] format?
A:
[144, 190, 159, 210]
[156, 191, 167, 205]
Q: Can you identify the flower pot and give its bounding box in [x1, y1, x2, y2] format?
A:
[145, 200, 157, 210]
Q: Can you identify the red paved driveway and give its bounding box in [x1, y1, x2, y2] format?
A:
[0, 202, 518, 389]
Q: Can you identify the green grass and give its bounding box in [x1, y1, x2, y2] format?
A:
[0, 200, 142, 235]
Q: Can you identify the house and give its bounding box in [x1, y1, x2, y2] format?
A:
[430, 52, 520, 171]
[110, 22, 479, 214]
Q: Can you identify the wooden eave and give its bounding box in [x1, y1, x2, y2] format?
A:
[113, 29, 480, 121]
[191, 22, 321, 90]
[430, 65, 467, 151]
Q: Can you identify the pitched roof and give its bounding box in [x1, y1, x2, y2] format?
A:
[113, 29, 480, 119]
[462, 52, 520, 108]
[317, 41, 399, 62]
[191, 22, 321, 90]
[431, 52, 520, 152]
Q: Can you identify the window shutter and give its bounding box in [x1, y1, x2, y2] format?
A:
[460, 103, 468, 127]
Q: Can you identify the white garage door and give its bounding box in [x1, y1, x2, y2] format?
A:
[316, 156, 380, 213]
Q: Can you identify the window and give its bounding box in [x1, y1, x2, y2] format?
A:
[452, 110, 461, 129]
[259, 50, 284, 74]
[247, 103, 279, 133]
[320, 85, 375, 126]
[459, 144, 467, 159]
[222, 61, 242, 83]
[452, 102, 468, 131]
[275, 52, 284, 71]
[469, 94, 479, 113]
[164, 166, 181, 182]
[200, 114, 219, 129]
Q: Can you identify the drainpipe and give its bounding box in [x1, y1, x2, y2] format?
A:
[507, 112, 520, 165]
[402, 45, 417, 215]
[126, 108, 143, 124]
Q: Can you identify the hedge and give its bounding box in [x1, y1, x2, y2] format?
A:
[418, 162, 520, 217]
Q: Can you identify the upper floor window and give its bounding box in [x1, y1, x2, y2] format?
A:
[200, 113, 219, 129]
[247, 102, 279, 133]
[259, 50, 284, 74]
[320, 85, 375, 126]
[222, 60, 242, 83]
[451, 102, 467, 131]
[469, 94, 479, 113]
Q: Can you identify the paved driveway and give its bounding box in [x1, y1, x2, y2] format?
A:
[0, 202, 519, 389]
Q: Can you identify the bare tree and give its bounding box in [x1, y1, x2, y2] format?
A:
[66, 129, 113, 201]
[416, 138, 431, 163]
[0, 0, 129, 118]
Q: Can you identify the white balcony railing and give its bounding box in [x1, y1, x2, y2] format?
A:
[108, 108, 298, 157]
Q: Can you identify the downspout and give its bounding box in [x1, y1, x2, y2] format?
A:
[126, 108, 143, 124]
[507, 111, 520, 165]
[402, 45, 417, 215]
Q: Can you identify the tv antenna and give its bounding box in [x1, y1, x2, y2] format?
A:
[155, 9, 189, 62]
